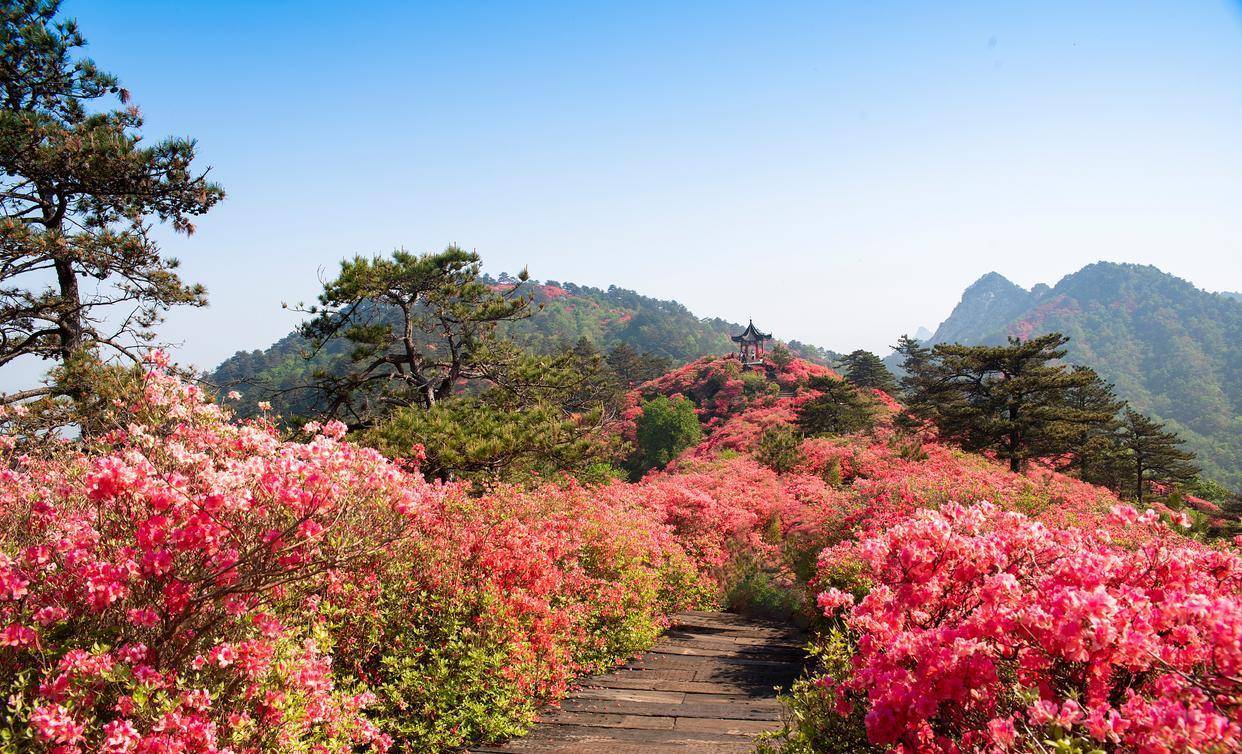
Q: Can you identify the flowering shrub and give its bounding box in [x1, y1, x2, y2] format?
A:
[0, 361, 706, 754]
[813, 502, 1242, 754]
[7, 351, 1236, 754]
[632, 354, 1241, 754]
[327, 480, 707, 751]
[626, 356, 836, 433]
[0, 359, 432, 753]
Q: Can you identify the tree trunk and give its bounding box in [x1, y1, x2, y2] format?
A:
[53, 255, 83, 362]
[1008, 405, 1021, 473]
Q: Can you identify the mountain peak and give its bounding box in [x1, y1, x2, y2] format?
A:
[966, 272, 1026, 294]
[928, 273, 1033, 346]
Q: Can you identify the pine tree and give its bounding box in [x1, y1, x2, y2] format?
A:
[1059, 366, 1128, 487]
[892, 335, 932, 401]
[841, 349, 897, 393]
[756, 424, 803, 473]
[1117, 409, 1199, 501]
[797, 375, 878, 437]
[364, 396, 616, 486]
[908, 333, 1115, 472]
[363, 336, 624, 485]
[605, 342, 671, 386]
[769, 343, 793, 370]
[298, 247, 531, 427]
[0, 1, 223, 402]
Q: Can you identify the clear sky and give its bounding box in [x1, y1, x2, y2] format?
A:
[17, 0, 1242, 381]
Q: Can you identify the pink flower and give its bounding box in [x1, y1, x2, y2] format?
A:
[0, 623, 36, 647]
[987, 716, 1017, 748]
[30, 704, 84, 745]
[101, 719, 139, 753]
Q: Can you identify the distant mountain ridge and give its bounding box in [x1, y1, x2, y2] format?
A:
[211, 278, 838, 417]
[906, 262, 1241, 489]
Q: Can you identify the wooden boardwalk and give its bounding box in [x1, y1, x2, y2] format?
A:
[469, 611, 807, 754]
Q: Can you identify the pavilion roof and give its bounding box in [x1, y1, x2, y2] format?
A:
[731, 320, 772, 343]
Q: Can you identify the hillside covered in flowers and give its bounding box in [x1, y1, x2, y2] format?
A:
[2, 351, 1237, 754]
[1, 4, 1238, 753]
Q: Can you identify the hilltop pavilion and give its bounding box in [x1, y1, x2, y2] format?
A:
[732, 320, 771, 368]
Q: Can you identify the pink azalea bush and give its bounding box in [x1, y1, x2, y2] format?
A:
[622, 355, 836, 436]
[0, 360, 708, 753]
[630, 356, 1241, 754]
[326, 480, 706, 750]
[0, 359, 430, 753]
[814, 502, 1241, 753]
[7, 351, 1237, 754]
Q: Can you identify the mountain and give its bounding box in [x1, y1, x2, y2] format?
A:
[211, 278, 837, 416]
[1221, 291, 1242, 303]
[905, 262, 1242, 489]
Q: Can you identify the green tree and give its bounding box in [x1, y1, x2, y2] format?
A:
[1185, 477, 1235, 505]
[634, 394, 701, 472]
[480, 337, 625, 415]
[364, 397, 614, 486]
[756, 424, 803, 473]
[0, 0, 223, 402]
[363, 331, 624, 486]
[1059, 365, 1129, 487]
[1117, 409, 1199, 502]
[769, 343, 793, 370]
[907, 333, 1115, 472]
[298, 246, 531, 427]
[892, 334, 932, 401]
[841, 349, 897, 393]
[605, 342, 671, 387]
[796, 376, 878, 437]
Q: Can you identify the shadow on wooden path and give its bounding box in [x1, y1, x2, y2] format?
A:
[468, 610, 807, 754]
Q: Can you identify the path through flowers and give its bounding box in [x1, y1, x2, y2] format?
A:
[467, 611, 806, 754]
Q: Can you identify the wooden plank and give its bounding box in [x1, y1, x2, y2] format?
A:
[681, 692, 783, 709]
[692, 666, 799, 686]
[596, 667, 696, 681]
[489, 723, 762, 745]
[675, 716, 778, 735]
[624, 652, 801, 672]
[471, 737, 757, 754]
[660, 630, 805, 649]
[574, 675, 776, 696]
[572, 687, 686, 704]
[647, 643, 738, 658]
[560, 698, 782, 721]
[537, 711, 675, 730]
[657, 640, 805, 659]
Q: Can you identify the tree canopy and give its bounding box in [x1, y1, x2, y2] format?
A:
[903, 333, 1116, 472]
[841, 349, 897, 393]
[0, 0, 222, 401]
[796, 375, 879, 437]
[298, 246, 531, 427]
[1117, 408, 1199, 502]
[634, 394, 701, 473]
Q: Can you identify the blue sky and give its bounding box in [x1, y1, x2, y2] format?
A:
[17, 1, 1242, 379]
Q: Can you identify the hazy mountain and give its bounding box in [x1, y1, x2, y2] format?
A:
[903, 263, 1241, 489]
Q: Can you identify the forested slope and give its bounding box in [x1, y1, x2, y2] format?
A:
[902, 263, 1241, 489]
